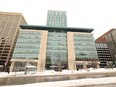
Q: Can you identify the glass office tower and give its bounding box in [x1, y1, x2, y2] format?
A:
[46, 10, 99, 70]
[10, 10, 99, 72]
[47, 10, 67, 27]
[46, 10, 68, 71]
[46, 32, 68, 71]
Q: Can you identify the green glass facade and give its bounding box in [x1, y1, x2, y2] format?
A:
[74, 34, 98, 61]
[46, 32, 68, 70]
[12, 30, 41, 59]
[47, 10, 67, 27]
[46, 10, 68, 70]
[12, 30, 41, 71]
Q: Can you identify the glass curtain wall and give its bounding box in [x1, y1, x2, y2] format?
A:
[12, 31, 41, 71]
[74, 34, 98, 61]
[46, 31, 68, 71]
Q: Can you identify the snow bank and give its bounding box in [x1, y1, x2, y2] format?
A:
[1, 77, 116, 87]
[1, 68, 116, 87]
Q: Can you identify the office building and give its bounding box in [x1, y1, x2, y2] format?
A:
[96, 36, 112, 68]
[46, 10, 67, 27]
[103, 29, 116, 66]
[0, 12, 26, 71]
[10, 10, 99, 72]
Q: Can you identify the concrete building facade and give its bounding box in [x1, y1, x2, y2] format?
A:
[96, 38, 112, 68]
[0, 12, 26, 71]
[96, 29, 116, 68]
[104, 29, 116, 66]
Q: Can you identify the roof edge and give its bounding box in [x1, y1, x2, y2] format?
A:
[20, 24, 94, 33]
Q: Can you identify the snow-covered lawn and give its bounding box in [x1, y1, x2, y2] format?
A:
[1, 68, 116, 87]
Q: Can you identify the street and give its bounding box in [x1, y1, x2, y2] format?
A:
[1, 71, 116, 86]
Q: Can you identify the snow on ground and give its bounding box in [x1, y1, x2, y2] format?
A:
[1, 77, 116, 87]
[1, 68, 116, 87]
[1, 68, 116, 78]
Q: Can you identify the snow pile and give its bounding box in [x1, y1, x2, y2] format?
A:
[87, 68, 116, 73]
[1, 68, 116, 87]
[61, 68, 116, 74]
[0, 72, 15, 78]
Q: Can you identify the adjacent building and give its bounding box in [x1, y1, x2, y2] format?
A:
[96, 36, 112, 68]
[104, 29, 116, 66]
[46, 10, 67, 27]
[0, 12, 26, 71]
[10, 10, 99, 72]
[95, 29, 116, 68]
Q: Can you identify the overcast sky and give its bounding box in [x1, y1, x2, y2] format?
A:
[0, 0, 116, 39]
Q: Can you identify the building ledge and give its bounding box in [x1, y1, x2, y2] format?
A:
[20, 24, 93, 33]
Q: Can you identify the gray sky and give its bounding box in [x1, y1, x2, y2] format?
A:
[0, 0, 116, 39]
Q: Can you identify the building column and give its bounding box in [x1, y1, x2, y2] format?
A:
[67, 32, 76, 70]
[83, 62, 87, 69]
[97, 61, 100, 68]
[10, 61, 14, 72]
[37, 31, 48, 72]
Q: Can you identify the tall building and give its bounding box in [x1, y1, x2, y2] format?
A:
[10, 10, 99, 72]
[46, 10, 67, 27]
[46, 10, 68, 71]
[103, 29, 116, 66]
[96, 36, 112, 68]
[0, 12, 26, 71]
